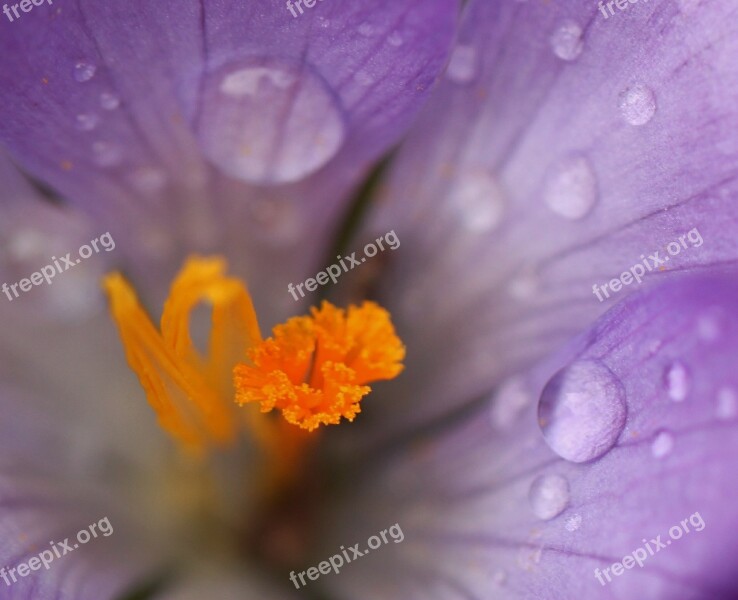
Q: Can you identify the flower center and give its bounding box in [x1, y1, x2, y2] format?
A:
[102, 254, 404, 469]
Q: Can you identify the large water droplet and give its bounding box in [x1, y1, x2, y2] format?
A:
[75, 113, 99, 132]
[550, 21, 584, 61]
[651, 430, 674, 458]
[446, 45, 479, 84]
[543, 155, 598, 219]
[100, 91, 120, 110]
[664, 361, 690, 402]
[73, 61, 97, 83]
[529, 474, 570, 520]
[716, 387, 737, 420]
[538, 359, 627, 463]
[490, 376, 531, 429]
[198, 59, 346, 185]
[619, 83, 656, 126]
[449, 171, 505, 232]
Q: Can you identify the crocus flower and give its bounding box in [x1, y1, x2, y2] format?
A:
[0, 0, 737, 599]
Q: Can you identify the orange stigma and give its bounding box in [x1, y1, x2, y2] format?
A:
[234, 301, 405, 431]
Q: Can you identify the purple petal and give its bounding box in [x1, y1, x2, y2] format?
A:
[343, 0, 738, 441]
[325, 274, 738, 599]
[0, 0, 456, 324]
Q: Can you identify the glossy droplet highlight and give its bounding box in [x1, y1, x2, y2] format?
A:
[716, 387, 737, 420]
[100, 92, 121, 110]
[538, 359, 627, 463]
[619, 83, 656, 126]
[75, 113, 99, 132]
[73, 61, 97, 83]
[550, 21, 583, 61]
[446, 45, 479, 84]
[198, 59, 346, 185]
[529, 474, 570, 520]
[490, 376, 531, 429]
[651, 430, 674, 458]
[543, 155, 598, 219]
[664, 361, 690, 402]
[450, 171, 505, 232]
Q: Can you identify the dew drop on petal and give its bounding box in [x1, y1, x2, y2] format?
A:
[565, 513, 582, 532]
[198, 59, 346, 185]
[75, 113, 99, 132]
[358, 23, 375, 36]
[716, 387, 737, 420]
[664, 361, 690, 402]
[92, 141, 123, 167]
[387, 31, 404, 47]
[529, 474, 570, 520]
[543, 155, 598, 219]
[129, 166, 168, 193]
[449, 171, 505, 232]
[73, 61, 97, 83]
[100, 91, 121, 110]
[493, 570, 507, 586]
[651, 430, 674, 458]
[619, 83, 656, 126]
[446, 45, 479, 84]
[538, 359, 627, 463]
[550, 21, 583, 61]
[490, 376, 531, 429]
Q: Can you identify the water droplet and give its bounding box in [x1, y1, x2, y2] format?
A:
[490, 376, 531, 429]
[565, 514, 582, 532]
[387, 31, 404, 47]
[529, 474, 570, 520]
[651, 430, 674, 458]
[697, 308, 725, 342]
[358, 23, 375, 36]
[446, 45, 479, 84]
[664, 361, 690, 402]
[538, 359, 627, 463]
[100, 91, 120, 110]
[198, 59, 346, 185]
[492, 570, 507, 586]
[508, 269, 539, 300]
[716, 387, 737, 420]
[353, 71, 374, 86]
[543, 155, 598, 219]
[619, 83, 656, 126]
[73, 61, 97, 83]
[550, 21, 584, 61]
[449, 171, 505, 232]
[129, 166, 168, 193]
[92, 141, 123, 167]
[75, 113, 99, 132]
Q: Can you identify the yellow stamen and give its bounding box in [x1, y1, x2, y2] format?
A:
[103, 256, 405, 456]
[234, 301, 405, 431]
[103, 256, 263, 453]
